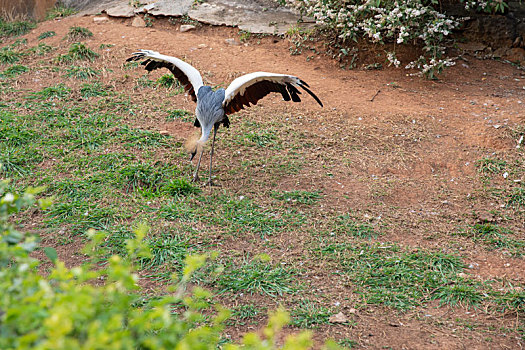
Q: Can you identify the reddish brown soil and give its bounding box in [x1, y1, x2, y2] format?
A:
[10, 13, 525, 349]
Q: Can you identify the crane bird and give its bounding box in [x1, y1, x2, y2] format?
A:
[126, 49, 323, 184]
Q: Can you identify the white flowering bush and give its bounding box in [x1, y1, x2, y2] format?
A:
[281, 0, 508, 78]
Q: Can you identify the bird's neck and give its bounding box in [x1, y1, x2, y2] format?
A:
[198, 124, 213, 144]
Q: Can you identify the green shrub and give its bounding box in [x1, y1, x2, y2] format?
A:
[0, 181, 339, 350]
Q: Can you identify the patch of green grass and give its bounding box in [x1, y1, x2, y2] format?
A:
[66, 26, 93, 41]
[0, 18, 35, 38]
[0, 47, 21, 64]
[433, 284, 483, 307]
[271, 190, 322, 205]
[0, 110, 36, 146]
[46, 4, 77, 20]
[239, 30, 251, 43]
[1, 64, 28, 78]
[0, 146, 42, 177]
[206, 256, 298, 297]
[46, 200, 118, 237]
[210, 194, 303, 237]
[468, 224, 524, 256]
[244, 130, 279, 148]
[135, 74, 155, 88]
[476, 158, 507, 176]
[117, 162, 180, 195]
[332, 214, 379, 239]
[104, 230, 200, 281]
[122, 61, 140, 70]
[507, 186, 525, 208]
[8, 38, 27, 48]
[494, 288, 525, 314]
[317, 243, 477, 309]
[338, 338, 357, 349]
[166, 108, 192, 122]
[160, 198, 197, 222]
[161, 193, 306, 238]
[161, 178, 201, 197]
[64, 66, 100, 80]
[38, 31, 56, 40]
[227, 304, 264, 325]
[48, 177, 104, 201]
[27, 42, 53, 56]
[117, 126, 173, 150]
[291, 300, 333, 328]
[55, 42, 99, 64]
[27, 84, 71, 100]
[156, 74, 179, 89]
[118, 163, 164, 193]
[80, 82, 109, 98]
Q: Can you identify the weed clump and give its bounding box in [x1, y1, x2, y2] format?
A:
[46, 4, 77, 20]
[80, 82, 109, 98]
[66, 26, 93, 41]
[38, 30, 56, 40]
[0, 18, 35, 39]
[0, 47, 21, 64]
[162, 178, 201, 196]
[55, 42, 99, 63]
[64, 66, 100, 80]
[1, 65, 28, 78]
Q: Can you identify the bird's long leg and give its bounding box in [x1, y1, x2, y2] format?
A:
[208, 124, 219, 186]
[192, 147, 204, 183]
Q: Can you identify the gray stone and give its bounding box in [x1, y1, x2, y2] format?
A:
[71, 0, 309, 35]
[93, 16, 110, 23]
[131, 16, 146, 27]
[105, 3, 135, 17]
[187, 0, 304, 35]
[180, 24, 196, 32]
[144, 0, 193, 17]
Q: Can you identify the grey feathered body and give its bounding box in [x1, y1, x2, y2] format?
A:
[196, 86, 225, 126]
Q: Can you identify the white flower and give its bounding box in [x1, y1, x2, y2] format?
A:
[3, 193, 14, 203]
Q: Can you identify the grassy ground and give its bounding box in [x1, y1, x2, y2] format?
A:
[1, 12, 524, 348]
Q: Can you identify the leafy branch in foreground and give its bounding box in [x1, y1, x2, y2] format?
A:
[0, 181, 340, 350]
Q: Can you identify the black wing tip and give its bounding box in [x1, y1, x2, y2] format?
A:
[299, 79, 310, 88]
[298, 82, 323, 107]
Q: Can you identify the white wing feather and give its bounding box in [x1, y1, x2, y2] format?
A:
[223, 72, 300, 106]
[134, 49, 204, 94]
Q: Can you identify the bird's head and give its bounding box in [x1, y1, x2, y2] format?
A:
[189, 149, 197, 161]
[185, 131, 203, 161]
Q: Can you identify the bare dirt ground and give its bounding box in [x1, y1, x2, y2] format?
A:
[6, 13, 525, 349]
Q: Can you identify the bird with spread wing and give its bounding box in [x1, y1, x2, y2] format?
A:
[126, 49, 323, 185]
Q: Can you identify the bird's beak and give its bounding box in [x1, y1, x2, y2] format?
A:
[189, 151, 196, 161]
